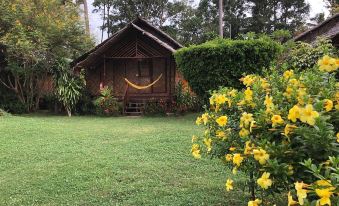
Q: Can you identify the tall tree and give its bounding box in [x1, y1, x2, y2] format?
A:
[197, 0, 250, 39]
[93, 0, 200, 44]
[248, 0, 310, 34]
[77, 0, 91, 36]
[0, 0, 93, 112]
[93, 0, 170, 36]
[219, 0, 224, 37]
[325, 0, 339, 15]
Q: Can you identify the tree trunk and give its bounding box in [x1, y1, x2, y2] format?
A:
[107, 4, 110, 37]
[218, 0, 224, 38]
[82, 0, 90, 36]
[101, 3, 106, 42]
[66, 107, 72, 117]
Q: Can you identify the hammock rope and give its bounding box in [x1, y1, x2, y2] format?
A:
[124, 74, 163, 90]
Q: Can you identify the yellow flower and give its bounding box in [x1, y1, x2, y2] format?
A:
[287, 165, 294, 175]
[248, 199, 261, 206]
[196, 116, 202, 125]
[334, 58, 339, 70]
[271, 115, 284, 127]
[289, 78, 299, 87]
[318, 55, 336, 72]
[336, 132, 339, 143]
[216, 130, 226, 138]
[288, 192, 298, 206]
[203, 138, 212, 152]
[216, 116, 228, 127]
[335, 102, 339, 111]
[288, 105, 301, 122]
[297, 88, 307, 105]
[323, 99, 333, 112]
[284, 70, 294, 79]
[209, 96, 215, 105]
[233, 153, 244, 167]
[201, 113, 209, 125]
[315, 188, 334, 206]
[295, 182, 308, 205]
[257, 172, 272, 189]
[229, 147, 236, 151]
[261, 78, 270, 90]
[191, 144, 201, 159]
[244, 141, 253, 155]
[215, 94, 227, 105]
[239, 128, 250, 138]
[191, 135, 197, 143]
[225, 154, 233, 161]
[283, 124, 297, 137]
[249, 121, 256, 133]
[240, 112, 254, 128]
[232, 167, 237, 174]
[253, 148, 269, 165]
[228, 89, 237, 97]
[264, 94, 274, 110]
[300, 104, 319, 126]
[244, 87, 253, 102]
[225, 179, 234, 191]
[242, 75, 255, 87]
[284, 87, 294, 99]
[315, 180, 335, 189]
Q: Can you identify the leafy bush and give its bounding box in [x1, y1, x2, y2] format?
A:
[75, 89, 96, 115]
[144, 99, 167, 116]
[174, 81, 203, 114]
[0, 85, 26, 114]
[192, 55, 338, 205]
[53, 59, 84, 117]
[93, 86, 121, 116]
[285, 37, 337, 71]
[174, 38, 282, 98]
[143, 82, 203, 115]
[0, 108, 10, 116]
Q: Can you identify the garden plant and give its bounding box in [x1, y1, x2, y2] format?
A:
[192, 55, 339, 205]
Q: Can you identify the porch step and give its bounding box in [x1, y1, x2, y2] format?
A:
[124, 101, 145, 116]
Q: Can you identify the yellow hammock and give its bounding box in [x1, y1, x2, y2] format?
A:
[124, 74, 163, 90]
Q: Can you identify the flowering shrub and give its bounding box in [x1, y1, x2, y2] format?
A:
[192, 55, 339, 205]
[174, 81, 203, 114]
[93, 86, 121, 116]
[144, 98, 167, 115]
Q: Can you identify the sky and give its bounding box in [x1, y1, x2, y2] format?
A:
[86, 0, 330, 43]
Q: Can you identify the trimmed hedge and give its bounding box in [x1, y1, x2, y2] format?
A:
[174, 38, 282, 97]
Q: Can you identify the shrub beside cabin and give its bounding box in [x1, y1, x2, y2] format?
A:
[72, 17, 184, 114]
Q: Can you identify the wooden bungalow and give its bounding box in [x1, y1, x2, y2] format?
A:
[72, 17, 183, 114]
[294, 13, 339, 46]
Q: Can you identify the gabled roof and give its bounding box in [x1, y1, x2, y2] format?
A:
[294, 13, 339, 42]
[72, 17, 183, 69]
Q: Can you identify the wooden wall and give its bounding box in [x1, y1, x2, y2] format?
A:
[84, 31, 178, 101]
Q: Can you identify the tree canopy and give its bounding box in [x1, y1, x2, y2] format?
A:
[0, 0, 93, 112]
[93, 0, 311, 45]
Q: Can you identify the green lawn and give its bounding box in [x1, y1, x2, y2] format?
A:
[0, 114, 247, 205]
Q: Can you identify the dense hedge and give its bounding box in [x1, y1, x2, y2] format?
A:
[174, 38, 282, 97]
